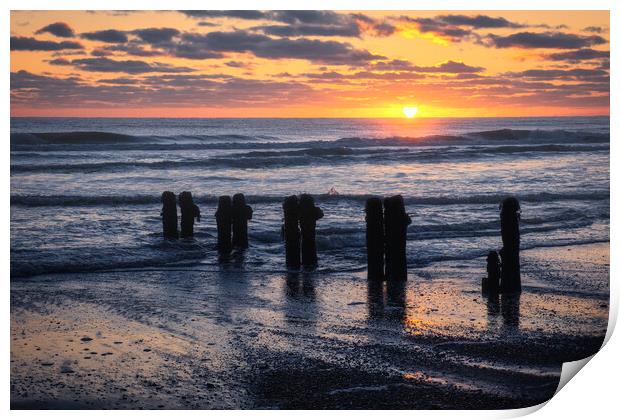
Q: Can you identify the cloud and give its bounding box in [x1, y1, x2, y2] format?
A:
[131, 28, 180, 44]
[413, 60, 484, 73]
[99, 43, 167, 57]
[397, 16, 474, 42]
[225, 61, 250, 68]
[10, 36, 83, 51]
[169, 30, 385, 64]
[183, 10, 395, 38]
[395, 14, 524, 43]
[546, 48, 609, 62]
[252, 23, 362, 37]
[436, 14, 523, 29]
[487, 31, 607, 49]
[11, 69, 319, 109]
[49, 57, 195, 74]
[367, 59, 483, 73]
[180, 10, 268, 20]
[35, 22, 75, 38]
[583, 26, 605, 33]
[81, 29, 128, 43]
[504, 68, 608, 81]
[250, 37, 385, 64]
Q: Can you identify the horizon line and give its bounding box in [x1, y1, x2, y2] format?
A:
[10, 115, 611, 120]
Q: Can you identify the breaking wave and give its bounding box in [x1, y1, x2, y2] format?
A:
[10, 191, 609, 207]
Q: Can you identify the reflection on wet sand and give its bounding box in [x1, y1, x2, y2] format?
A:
[367, 280, 385, 319]
[482, 289, 521, 329]
[367, 277, 406, 322]
[283, 271, 317, 327]
[501, 293, 521, 329]
[285, 272, 316, 301]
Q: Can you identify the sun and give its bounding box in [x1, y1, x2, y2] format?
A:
[403, 106, 418, 119]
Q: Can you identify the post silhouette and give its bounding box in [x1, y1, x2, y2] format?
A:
[215, 195, 232, 252]
[161, 191, 178, 239]
[483, 250, 501, 294]
[500, 197, 521, 293]
[383, 195, 411, 283]
[232, 193, 253, 248]
[283, 195, 301, 269]
[365, 197, 384, 280]
[299, 194, 323, 268]
[179, 191, 200, 238]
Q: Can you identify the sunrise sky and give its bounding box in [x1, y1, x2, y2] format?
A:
[10, 10, 610, 117]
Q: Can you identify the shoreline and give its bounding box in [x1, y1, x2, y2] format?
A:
[11, 242, 609, 409]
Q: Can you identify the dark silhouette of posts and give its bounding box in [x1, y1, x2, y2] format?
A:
[483, 250, 500, 294]
[215, 195, 232, 252]
[232, 193, 253, 248]
[383, 195, 411, 282]
[179, 191, 200, 238]
[365, 197, 384, 279]
[500, 197, 521, 293]
[161, 191, 178, 239]
[283, 195, 301, 269]
[299, 194, 324, 268]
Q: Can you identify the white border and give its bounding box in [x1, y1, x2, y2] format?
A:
[4, 1, 617, 419]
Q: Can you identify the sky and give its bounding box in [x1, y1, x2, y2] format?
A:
[10, 10, 610, 118]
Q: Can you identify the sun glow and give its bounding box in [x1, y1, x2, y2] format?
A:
[403, 106, 418, 119]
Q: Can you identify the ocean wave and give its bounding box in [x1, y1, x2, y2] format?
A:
[10, 142, 608, 174]
[10, 191, 609, 207]
[10, 128, 609, 152]
[10, 240, 209, 278]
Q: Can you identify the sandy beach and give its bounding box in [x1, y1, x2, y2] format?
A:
[11, 242, 608, 409]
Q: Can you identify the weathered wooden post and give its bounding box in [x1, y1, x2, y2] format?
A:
[499, 197, 521, 293]
[179, 191, 201, 238]
[299, 194, 324, 268]
[383, 195, 411, 283]
[232, 193, 253, 249]
[482, 250, 501, 294]
[365, 197, 384, 279]
[215, 195, 232, 252]
[161, 191, 178, 239]
[283, 195, 301, 269]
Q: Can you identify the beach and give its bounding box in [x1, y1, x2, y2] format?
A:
[10, 116, 610, 409]
[11, 242, 608, 409]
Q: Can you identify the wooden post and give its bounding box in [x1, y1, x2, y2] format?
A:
[215, 195, 232, 252]
[499, 197, 521, 293]
[179, 191, 200, 238]
[299, 194, 323, 268]
[232, 193, 253, 249]
[365, 197, 384, 280]
[283, 195, 301, 269]
[383, 195, 411, 283]
[161, 191, 178, 239]
[483, 250, 500, 294]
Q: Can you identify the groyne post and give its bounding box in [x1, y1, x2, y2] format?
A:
[500, 197, 521, 293]
[179, 191, 200, 238]
[299, 194, 324, 268]
[232, 193, 253, 248]
[283, 195, 301, 269]
[483, 250, 501, 294]
[215, 195, 232, 252]
[161, 191, 178, 239]
[365, 197, 385, 279]
[384, 195, 411, 283]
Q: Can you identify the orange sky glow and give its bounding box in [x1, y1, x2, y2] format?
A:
[10, 10, 610, 118]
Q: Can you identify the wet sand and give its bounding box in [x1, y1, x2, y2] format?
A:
[10, 243, 608, 409]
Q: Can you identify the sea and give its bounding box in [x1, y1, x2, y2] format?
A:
[10, 117, 610, 278]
